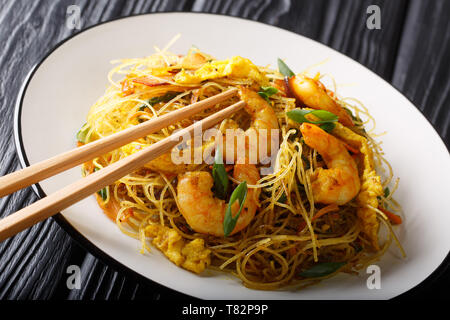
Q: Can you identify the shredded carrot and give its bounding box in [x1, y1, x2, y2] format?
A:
[380, 208, 402, 225]
[298, 203, 339, 232]
[120, 79, 135, 96]
[132, 76, 170, 87]
[121, 208, 134, 223]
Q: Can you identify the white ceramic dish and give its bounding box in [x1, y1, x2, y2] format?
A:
[14, 12, 450, 299]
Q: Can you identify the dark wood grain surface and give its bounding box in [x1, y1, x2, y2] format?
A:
[0, 0, 448, 300]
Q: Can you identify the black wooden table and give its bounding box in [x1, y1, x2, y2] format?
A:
[0, 0, 449, 300]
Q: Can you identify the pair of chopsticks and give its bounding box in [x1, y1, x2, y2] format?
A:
[0, 88, 244, 241]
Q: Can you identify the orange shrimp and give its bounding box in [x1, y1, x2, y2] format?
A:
[222, 87, 279, 164]
[300, 123, 360, 205]
[239, 86, 279, 157]
[289, 75, 354, 127]
[177, 163, 260, 236]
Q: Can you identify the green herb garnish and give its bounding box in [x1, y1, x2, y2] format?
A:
[317, 122, 336, 133]
[212, 145, 229, 200]
[258, 86, 278, 102]
[286, 109, 338, 133]
[345, 107, 363, 123]
[277, 58, 295, 78]
[223, 181, 248, 237]
[384, 187, 390, 198]
[149, 91, 179, 105]
[76, 123, 90, 143]
[299, 262, 346, 278]
[98, 188, 107, 201]
[138, 92, 179, 111]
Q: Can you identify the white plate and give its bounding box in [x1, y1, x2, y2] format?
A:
[14, 12, 450, 299]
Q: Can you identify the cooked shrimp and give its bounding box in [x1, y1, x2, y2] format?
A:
[177, 163, 260, 236]
[149, 87, 279, 173]
[223, 87, 279, 163]
[300, 123, 360, 205]
[289, 75, 354, 127]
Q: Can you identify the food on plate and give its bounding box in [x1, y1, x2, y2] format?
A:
[77, 43, 404, 290]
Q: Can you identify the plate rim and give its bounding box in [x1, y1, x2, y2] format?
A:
[13, 11, 450, 300]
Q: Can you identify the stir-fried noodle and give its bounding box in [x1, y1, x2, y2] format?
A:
[78, 39, 404, 290]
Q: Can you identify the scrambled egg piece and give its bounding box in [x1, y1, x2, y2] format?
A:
[180, 50, 210, 70]
[145, 224, 211, 273]
[332, 123, 383, 250]
[174, 56, 268, 85]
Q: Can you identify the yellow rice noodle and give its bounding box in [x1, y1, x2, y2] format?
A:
[79, 43, 405, 290]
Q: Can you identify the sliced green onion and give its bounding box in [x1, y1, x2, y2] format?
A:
[277, 58, 295, 78]
[138, 92, 179, 111]
[258, 86, 278, 102]
[299, 262, 346, 278]
[317, 122, 336, 133]
[98, 188, 108, 201]
[345, 107, 363, 123]
[223, 181, 248, 237]
[287, 109, 338, 124]
[286, 109, 338, 133]
[149, 91, 179, 105]
[76, 123, 90, 143]
[212, 145, 229, 200]
[384, 187, 390, 198]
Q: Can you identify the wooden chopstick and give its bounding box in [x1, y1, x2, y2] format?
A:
[0, 88, 238, 198]
[0, 100, 245, 241]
